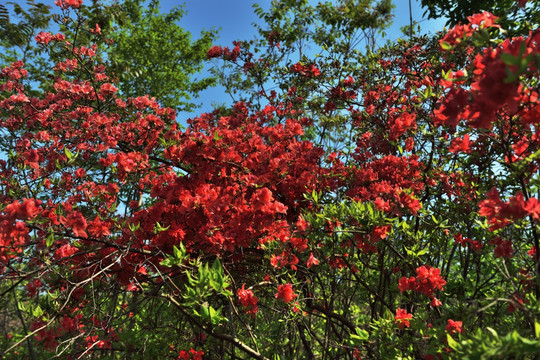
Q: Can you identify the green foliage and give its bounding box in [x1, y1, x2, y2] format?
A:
[447, 324, 540, 359]
[103, 0, 218, 112]
[0, 0, 217, 111]
[420, 0, 540, 36]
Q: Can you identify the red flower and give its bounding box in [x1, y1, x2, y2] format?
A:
[55, 0, 83, 9]
[430, 297, 442, 307]
[35, 31, 53, 45]
[62, 212, 88, 238]
[398, 265, 446, 301]
[395, 308, 412, 329]
[237, 284, 258, 316]
[493, 239, 513, 258]
[275, 283, 297, 303]
[446, 319, 463, 334]
[306, 253, 319, 268]
[207, 45, 224, 59]
[449, 134, 472, 154]
[467, 12, 500, 29]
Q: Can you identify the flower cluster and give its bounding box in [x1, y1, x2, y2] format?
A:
[237, 284, 258, 317]
[440, 12, 500, 48]
[479, 188, 540, 230]
[446, 319, 463, 335]
[206, 44, 241, 61]
[395, 308, 412, 329]
[275, 283, 297, 303]
[399, 266, 447, 306]
[55, 0, 83, 9]
[290, 62, 321, 77]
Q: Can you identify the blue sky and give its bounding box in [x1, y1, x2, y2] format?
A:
[170, 0, 447, 117]
[173, 0, 447, 45]
[12, 0, 447, 117]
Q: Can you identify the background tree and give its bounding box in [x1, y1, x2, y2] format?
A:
[420, 0, 540, 36]
[0, 0, 217, 111]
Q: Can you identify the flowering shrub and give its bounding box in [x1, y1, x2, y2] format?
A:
[0, 1, 539, 359]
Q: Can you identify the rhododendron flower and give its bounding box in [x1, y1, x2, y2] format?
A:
[54, 244, 78, 260]
[306, 253, 319, 268]
[399, 265, 446, 302]
[467, 12, 500, 28]
[237, 284, 258, 316]
[449, 134, 472, 153]
[430, 297, 442, 307]
[492, 239, 513, 258]
[370, 225, 391, 242]
[26, 279, 43, 297]
[528, 245, 538, 260]
[395, 308, 412, 329]
[446, 319, 463, 334]
[126, 283, 139, 292]
[35, 31, 53, 45]
[55, 0, 83, 9]
[290, 62, 321, 77]
[275, 283, 297, 303]
[207, 46, 223, 58]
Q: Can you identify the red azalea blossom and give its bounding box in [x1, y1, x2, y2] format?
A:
[395, 308, 412, 329]
[399, 265, 446, 301]
[55, 0, 83, 9]
[237, 284, 258, 316]
[207, 45, 224, 59]
[446, 319, 463, 334]
[35, 31, 53, 45]
[430, 297, 442, 307]
[275, 283, 297, 303]
[306, 253, 319, 268]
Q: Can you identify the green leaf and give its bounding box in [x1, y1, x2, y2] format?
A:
[446, 333, 459, 350]
[153, 222, 170, 233]
[173, 243, 186, 260]
[440, 41, 453, 50]
[64, 147, 74, 160]
[32, 304, 44, 318]
[199, 303, 209, 319]
[500, 53, 521, 66]
[486, 327, 498, 337]
[355, 328, 369, 340]
[45, 232, 54, 247]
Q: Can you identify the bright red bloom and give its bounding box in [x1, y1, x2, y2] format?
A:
[395, 308, 412, 329]
[479, 188, 540, 230]
[55, 0, 83, 9]
[467, 12, 500, 29]
[207, 45, 224, 59]
[190, 348, 204, 360]
[237, 284, 258, 316]
[399, 266, 446, 301]
[430, 297, 442, 307]
[275, 283, 297, 303]
[449, 134, 472, 153]
[35, 31, 53, 45]
[290, 62, 321, 77]
[446, 319, 463, 334]
[306, 253, 319, 268]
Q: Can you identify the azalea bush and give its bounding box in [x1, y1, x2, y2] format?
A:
[0, 0, 540, 359]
